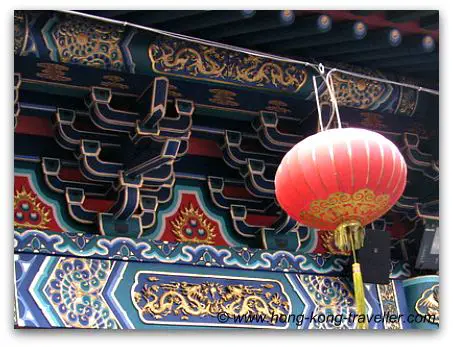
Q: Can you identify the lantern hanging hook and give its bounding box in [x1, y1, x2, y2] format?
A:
[318, 63, 325, 75]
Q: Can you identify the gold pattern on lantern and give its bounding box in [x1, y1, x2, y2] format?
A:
[299, 188, 390, 227]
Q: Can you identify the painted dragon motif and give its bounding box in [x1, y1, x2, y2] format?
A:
[150, 43, 227, 78]
[133, 275, 290, 324]
[232, 56, 307, 91]
[149, 41, 307, 92]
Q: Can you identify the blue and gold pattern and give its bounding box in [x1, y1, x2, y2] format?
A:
[43, 14, 126, 70]
[42, 257, 118, 329]
[298, 274, 357, 329]
[15, 250, 411, 330]
[14, 228, 350, 275]
[323, 69, 393, 110]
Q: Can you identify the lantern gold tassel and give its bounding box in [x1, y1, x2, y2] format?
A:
[352, 262, 368, 329]
[335, 221, 368, 329]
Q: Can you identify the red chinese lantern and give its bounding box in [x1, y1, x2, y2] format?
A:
[275, 127, 407, 328]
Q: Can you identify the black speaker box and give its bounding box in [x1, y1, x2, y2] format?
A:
[358, 229, 391, 284]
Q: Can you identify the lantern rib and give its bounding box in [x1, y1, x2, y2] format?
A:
[346, 139, 355, 192]
[375, 141, 386, 192]
[328, 142, 343, 194]
[311, 145, 329, 196]
[385, 146, 398, 193]
[392, 158, 407, 197]
[364, 139, 371, 186]
[293, 151, 318, 202]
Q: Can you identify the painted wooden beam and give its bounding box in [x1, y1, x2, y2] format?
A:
[226, 14, 332, 47]
[397, 63, 439, 73]
[366, 52, 438, 69]
[198, 10, 295, 40]
[162, 10, 255, 33]
[385, 10, 438, 23]
[262, 20, 367, 53]
[300, 28, 402, 58]
[420, 13, 439, 30]
[113, 10, 205, 26]
[82, 10, 137, 18]
[350, 10, 376, 16]
[329, 35, 436, 63]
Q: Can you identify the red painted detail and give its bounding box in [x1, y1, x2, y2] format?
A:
[311, 235, 330, 254]
[223, 185, 256, 199]
[83, 198, 115, 213]
[245, 214, 279, 227]
[187, 138, 223, 158]
[15, 116, 54, 137]
[388, 215, 410, 239]
[59, 167, 93, 183]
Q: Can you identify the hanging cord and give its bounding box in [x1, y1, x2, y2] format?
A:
[312, 75, 324, 132]
[325, 69, 342, 129]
